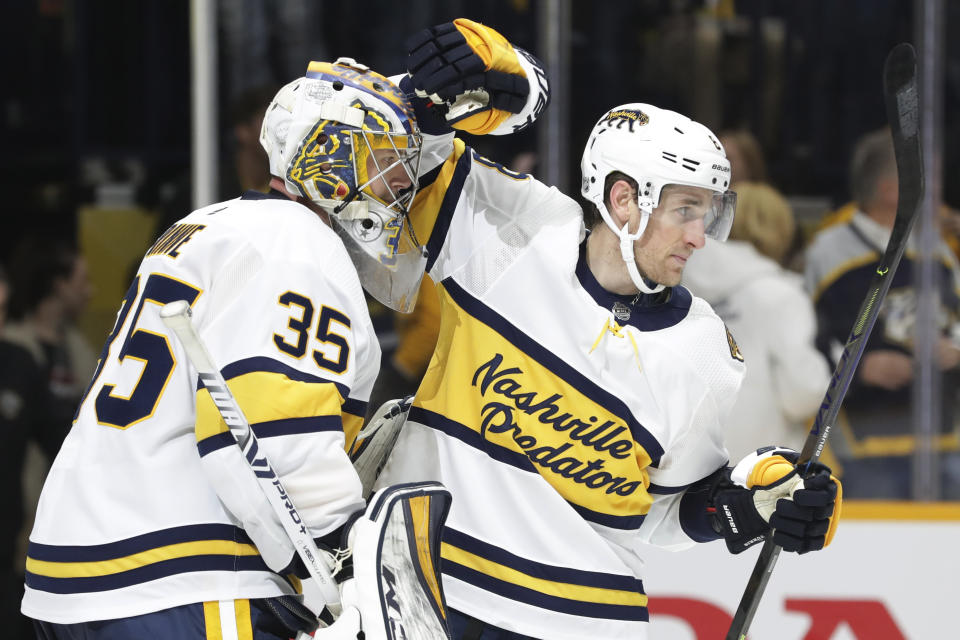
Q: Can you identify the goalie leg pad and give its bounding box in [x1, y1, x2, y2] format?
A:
[341, 482, 453, 640]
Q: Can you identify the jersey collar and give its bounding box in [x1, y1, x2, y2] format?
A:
[240, 188, 290, 201]
[575, 240, 692, 331]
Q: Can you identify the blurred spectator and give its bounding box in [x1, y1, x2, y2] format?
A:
[804, 128, 960, 499]
[0, 265, 55, 639]
[152, 84, 278, 235]
[719, 129, 768, 185]
[225, 84, 277, 195]
[5, 237, 97, 431]
[0, 266, 7, 327]
[683, 181, 831, 459]
[940, 204, 960, 262]
[218, 0, 324, 100]
[3, 236, 97, 622]
[820, 199, 960, 265]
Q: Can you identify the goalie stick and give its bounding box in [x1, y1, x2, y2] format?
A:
[725, 42, 923, 640]
[159, 300, 342, 608]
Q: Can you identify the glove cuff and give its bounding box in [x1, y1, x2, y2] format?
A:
[482, 46, 549, 136]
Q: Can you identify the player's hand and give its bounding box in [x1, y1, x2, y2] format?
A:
[937, 336, 960, 370]
[711, 447, 842, 555]
[859, 349, 913, 389]
[405, 18, 530, 135]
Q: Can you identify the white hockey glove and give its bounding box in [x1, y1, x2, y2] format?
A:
[315, 482, 453, 640]
[405, 18, 548, 136]
[710, 447, 842, 555]
[351, 396, 413, 499]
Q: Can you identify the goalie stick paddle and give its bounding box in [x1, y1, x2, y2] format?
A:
[725, 42, 922, 640]
[159, 300, 342, 607]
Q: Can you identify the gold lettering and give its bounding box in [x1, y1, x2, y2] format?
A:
[147, 223, 206, 259]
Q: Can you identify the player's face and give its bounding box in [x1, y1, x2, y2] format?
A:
[57, 256, 93, 320]
[365, 148, 414, 205]
[634, 185, 711, 286]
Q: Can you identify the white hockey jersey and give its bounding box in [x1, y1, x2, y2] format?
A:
[378, 135, 745, 639]
[23, 192, 376, 623]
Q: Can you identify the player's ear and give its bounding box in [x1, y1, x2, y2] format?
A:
[607, 179, 635, 227]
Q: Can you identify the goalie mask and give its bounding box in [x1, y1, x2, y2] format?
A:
[580, 103, 736, 293]
[261, 58, 426, 312]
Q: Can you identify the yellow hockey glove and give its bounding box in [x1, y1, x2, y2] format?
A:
[405, 19, 532, 135]
[712, 447, 842, 554]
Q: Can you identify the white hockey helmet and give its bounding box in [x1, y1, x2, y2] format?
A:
[260, 58, 426, 312]
[580, 103, 736, 293]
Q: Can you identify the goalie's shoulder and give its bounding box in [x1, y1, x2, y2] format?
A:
[197, 193, 344, 259]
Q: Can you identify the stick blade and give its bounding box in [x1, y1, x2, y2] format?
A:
[883, 43, 918, 107]
[883, 42, 923, 246]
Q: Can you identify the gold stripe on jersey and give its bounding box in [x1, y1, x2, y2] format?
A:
[409, 138, 467, 245]
[27, 540, 259, 578]
[195, 370, 343, 441]
[440, 542, 647, 608]
[416, 283, 654, 521]
[201, 600, 254, 640]
[203, 601, 223, 640]
[235, 599, 254, 639]
[342, 410, 364, 452]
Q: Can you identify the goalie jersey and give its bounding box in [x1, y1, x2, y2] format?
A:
[23, 192, 374, 623]
[378, 134, 745, 639]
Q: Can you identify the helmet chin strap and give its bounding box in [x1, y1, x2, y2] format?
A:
[619, 229, 664, 294]
[604, 200, 665, 295]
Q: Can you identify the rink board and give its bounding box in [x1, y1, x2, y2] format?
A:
[642, 501, 960, 639]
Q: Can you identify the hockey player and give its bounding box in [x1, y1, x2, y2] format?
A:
[21, 59, 457, 639]
[374, 19, 844, 640]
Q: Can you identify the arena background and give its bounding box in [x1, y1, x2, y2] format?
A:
[3, 2, 957, 637]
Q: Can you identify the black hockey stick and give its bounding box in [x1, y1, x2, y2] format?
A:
[725, 42, 922, 640]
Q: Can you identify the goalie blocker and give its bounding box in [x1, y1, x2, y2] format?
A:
[315, 482, 453, 640]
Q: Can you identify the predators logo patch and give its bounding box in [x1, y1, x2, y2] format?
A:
[602, 108, 649, 132]
[725, 325, 744, 362]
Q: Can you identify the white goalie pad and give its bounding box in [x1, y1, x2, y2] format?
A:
[351, 397, 413, 498]
[316, 482, 452, 640]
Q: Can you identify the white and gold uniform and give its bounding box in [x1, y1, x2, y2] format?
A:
[23, 192, 375, 623]
[378, 133, 745, 640]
